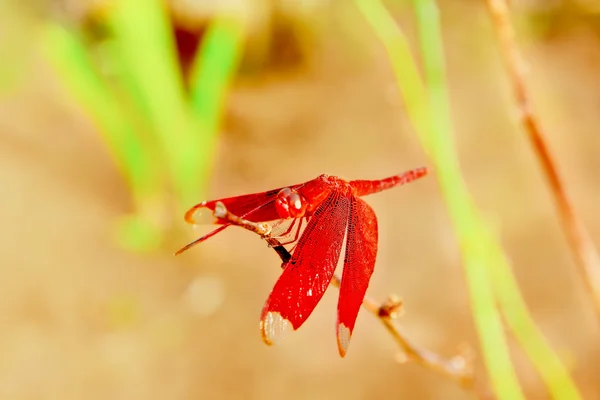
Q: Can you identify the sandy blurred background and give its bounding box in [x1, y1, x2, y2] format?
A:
[1, 0, 600, 399]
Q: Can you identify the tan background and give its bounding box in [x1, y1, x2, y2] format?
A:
[1, 1, 599, 399]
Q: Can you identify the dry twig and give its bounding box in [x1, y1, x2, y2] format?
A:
[212, 202, 492, 398]
[486, 0, 600, 319]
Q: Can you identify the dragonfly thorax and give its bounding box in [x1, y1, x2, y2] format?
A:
[275, 187, 308, 219]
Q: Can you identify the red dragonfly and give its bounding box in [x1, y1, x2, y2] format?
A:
[175, 167, 428, 356]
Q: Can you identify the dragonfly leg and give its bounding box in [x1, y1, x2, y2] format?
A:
[272, 219, 298, 241]
[279, 217, 305, 249]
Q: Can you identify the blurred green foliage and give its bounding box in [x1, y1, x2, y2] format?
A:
[0, 5, 31, 96]
[42, 0, 245, 252]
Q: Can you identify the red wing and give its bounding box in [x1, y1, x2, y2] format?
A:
[336, 197, 378, 357]
[259, 191, 349, 345]
[176, 182, 308, 255]
[183, 182, 307, 226]
[175, 183, 306, 255]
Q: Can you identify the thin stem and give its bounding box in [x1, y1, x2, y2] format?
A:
[211, 202, 489, 398]
[485, 0, 600, 323]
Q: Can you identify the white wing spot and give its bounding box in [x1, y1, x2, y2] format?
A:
[337, 323, 351, 357]
[189, 206, 216, 225]
[307, 288, 313, 297]
[260, 312, 293, 345]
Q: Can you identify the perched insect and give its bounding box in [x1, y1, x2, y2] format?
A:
[176, 167, 428, 356]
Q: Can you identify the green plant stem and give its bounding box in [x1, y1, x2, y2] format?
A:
[355, 0, 584, 398]
[187, 15, 247, 195]
[412, 2, 524, 397]
[414, 2, 581, 398]
[106, 0, 206, 210]
[354, 3, 522, 397]
[41, 24, 160, 222]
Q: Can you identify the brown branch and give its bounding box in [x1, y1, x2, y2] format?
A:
[212, 202, 492, 399]
[485, 0, 600, 320]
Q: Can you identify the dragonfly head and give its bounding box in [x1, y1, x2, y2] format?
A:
[275, 187, 308, 219]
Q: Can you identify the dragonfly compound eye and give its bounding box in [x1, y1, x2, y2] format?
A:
[275, 188, 308, 218]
